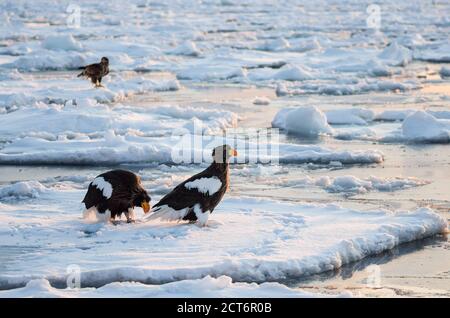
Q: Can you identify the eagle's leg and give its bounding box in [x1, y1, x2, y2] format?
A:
[97, 77, 104, 88]
[193, 205, 210, 227]
[110, 215, 120, 225]
[91, 77, 101, 88]
[126, 208, 136, 223]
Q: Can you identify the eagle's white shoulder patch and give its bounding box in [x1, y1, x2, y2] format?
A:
[92, 177, 113, 199]
[184, 177, 222, 195]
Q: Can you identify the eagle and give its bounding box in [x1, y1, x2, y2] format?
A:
[146, 145, 237, 226]
[77, 57, 109, 88]
[82, 169, 151, 224]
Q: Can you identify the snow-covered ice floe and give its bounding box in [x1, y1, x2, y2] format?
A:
[0, 181, 48, 200]
[382, 111, 450, 143]
[0, 74, 180, 110]
[0, 276, 342, 298]
[0, 190, 446, 290]
[0, 101, 238, 139]
[0, 132, 383, 165]
[273, 107, 450, 144]
[0, 100, 382, 165]
[264, 175, 430, 195]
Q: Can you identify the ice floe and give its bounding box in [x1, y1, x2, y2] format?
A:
[0, 75, 180, 110]
[267, 175, 430, 195]
[0, 102, 238, 140]
[42, 35, 84, 52]
[0, 276, 336, 298]
[0, 193, 446, 289]
[272, 106, 450, 144]
[0, 181, 48, 200]
[272, 106, 333, 136]
[398, 111, 450, 143]
[440, 66, 450, 78]
[0, 133, 384, 165]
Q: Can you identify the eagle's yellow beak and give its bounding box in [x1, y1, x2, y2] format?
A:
[141, 201, 151, 214]
[230, 148, 238, 157]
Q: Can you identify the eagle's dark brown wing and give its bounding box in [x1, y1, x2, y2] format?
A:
[83, 63, 103, 77]
[82, 169, 147, 218]
[149, 164, 228, 222]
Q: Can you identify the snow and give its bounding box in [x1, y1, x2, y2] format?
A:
[269, 175, 430, 195]
[326, 108, 375, 125]
[0, 276, 333, 298]
[252, 96, 271, 105]
[42, 35, 83, 52]
[0, 191, 446, 289]
[378, 42, 412, 67]
[415, 43, 450, 63]
[272, 65, 313, 81]
[0, 131, 384, 165]
[374, 110, 416, 122]
[272, 106, 333, 136]
[325, 175, 430, 194]
[277, 79, 421, 96]
[0, 75, 180, 110]
[168, 41, 201, 57]
[0, 102, 238, 141]
[185, 177, 222, 195]
[0, 0, 449, 298]
[91, 177, 113, 199]
[440, 67, 450, 77]
[0, 181, 48, 200]
[272, 107, 450, 144]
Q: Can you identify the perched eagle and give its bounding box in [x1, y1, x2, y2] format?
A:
[146, 145, 237, 226]
[77, 57, 109, 87]
[82, 169, 151, 223]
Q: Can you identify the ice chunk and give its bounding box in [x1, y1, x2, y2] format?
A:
[42, 35, 83, 51]
[0, 276, 335, 298]
[401, 111, 450, 143]
[272, 106, 333, 136]
[0, 181, 47, 199]
[326, 108, 375, 125]
[378, 42, 412, 66]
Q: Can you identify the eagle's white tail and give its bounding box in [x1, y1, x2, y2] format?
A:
[144, 205, 189, 222]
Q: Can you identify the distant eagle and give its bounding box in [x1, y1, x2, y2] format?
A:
[146, 145, 237, 226]
[77, 57, 109, 88]
[82, 169, 151, 223]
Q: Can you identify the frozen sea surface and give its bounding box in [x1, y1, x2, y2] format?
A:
[0, 0, 449, 297]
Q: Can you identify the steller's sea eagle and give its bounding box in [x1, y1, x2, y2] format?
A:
[146, 145, 237, 226]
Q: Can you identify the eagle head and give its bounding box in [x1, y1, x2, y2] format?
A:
[133, 190, 151, 214]
[212, 144, 238, 164]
